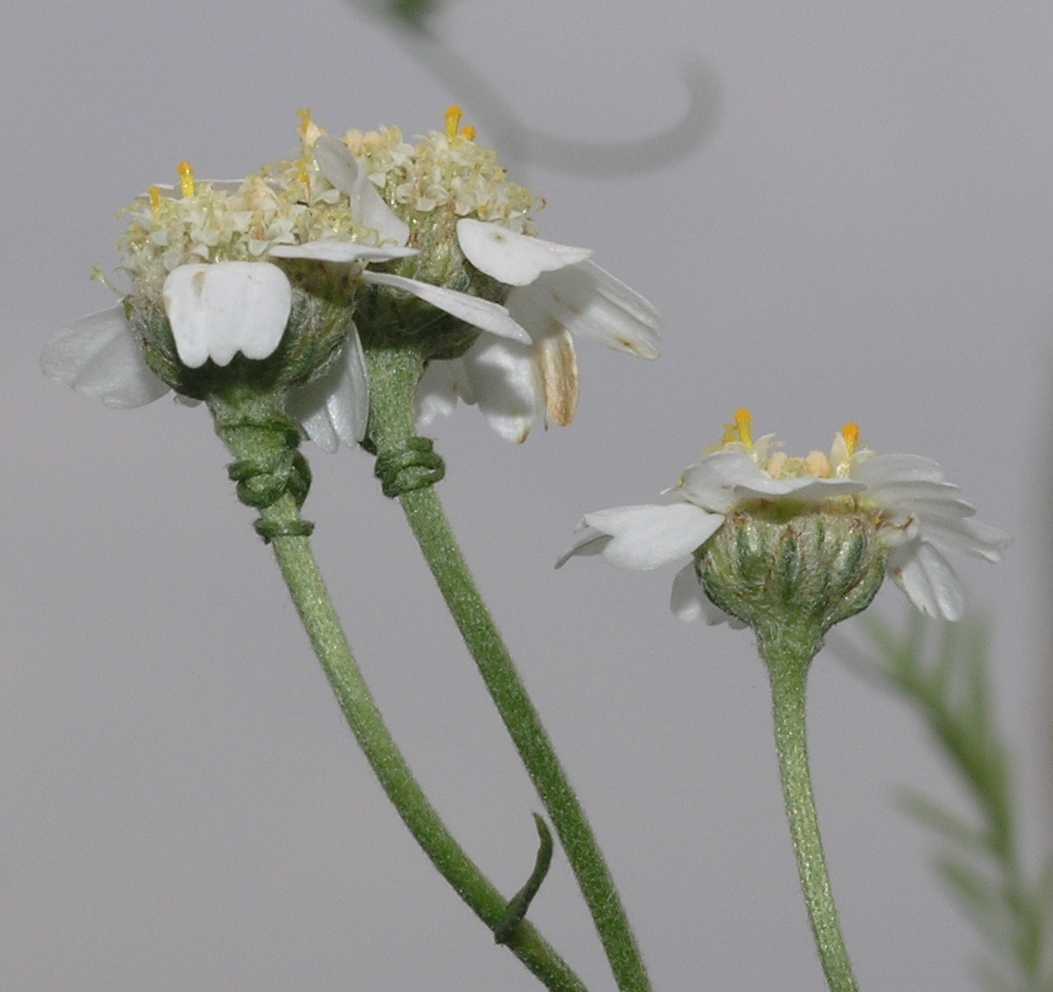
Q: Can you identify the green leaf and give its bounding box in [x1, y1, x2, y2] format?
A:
[897, 789, 986, 853]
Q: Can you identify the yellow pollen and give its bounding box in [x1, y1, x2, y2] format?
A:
[297, 108, 313, 141]
[445, 105, 464, 140]
[721, 407, 754, 447]
[148, 186, 162, 217]
[177, 161, 196, 198]
[842, 422, 861, 455]
[461, 124, 477, 141]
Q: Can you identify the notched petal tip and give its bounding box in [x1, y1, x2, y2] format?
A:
[162, 261, 293, 369]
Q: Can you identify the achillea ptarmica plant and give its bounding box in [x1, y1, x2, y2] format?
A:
[559, 408, 1009, 992]
[36, 115, 653, 992]
[559, 408, 1008, 650]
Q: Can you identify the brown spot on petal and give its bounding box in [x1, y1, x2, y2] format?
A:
[192, 270, 208, 298]
[536, 325, 579, 427]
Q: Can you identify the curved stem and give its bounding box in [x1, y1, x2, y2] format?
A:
[365, 346, 652, 992]
[219, 416, 588, 992]
[766, 645, 859, 992]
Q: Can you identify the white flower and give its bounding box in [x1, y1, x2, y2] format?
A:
[43, 249, 415, 447]
[312, 108, 661, 446]
[414, 218, 660, 443]
[557, 410, 1009, 623]
[43, 142, 539, 453]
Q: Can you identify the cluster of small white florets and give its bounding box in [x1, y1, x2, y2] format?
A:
[711, 409, 860, 483]
[345, 108, 540, 229]
[116, 161, 375, 299]
[116, 109, 541, 299]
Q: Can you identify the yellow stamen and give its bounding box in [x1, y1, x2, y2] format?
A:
[461, 124, 477, 141]
[841, 422, 861, 455]
[177, 161, 196, 199]
[148, 185, 162, 218]
[721, 407, 754, 447]
[445, 105, 464, 140]
[297, 108, 313, 141]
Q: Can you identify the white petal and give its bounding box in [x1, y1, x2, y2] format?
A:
[162, 262, 292, 368]
[674, 451, 863, 510]
[506, 260, 660, 359]
[865, 480, 964, 507]
[362, 271, 530, 343]
[670, 562, 707, 621]
[461, 337, 544, 443]
[919, 517, 1010, 564]
[288, 323, 370, 451]
[40, 305, 169, 409]
[313, 135, 409, 245]
[733, 475, 866, 503]
[415, 359, 476, 428]
[456, 219, 592, 286]
[583, 503, 725, 571]
[888, 540, 965, 621]
[677, 451, 776, 511]
[851, 453, 946, 486]
[268, 240, 418, 264]
[555, 525, 613, 569]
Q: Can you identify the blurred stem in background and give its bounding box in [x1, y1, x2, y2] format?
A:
[355, 0, 722, 179]
[841, 613, 1053, 992]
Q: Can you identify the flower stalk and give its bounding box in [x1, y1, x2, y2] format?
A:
[364, 342, 652, 992]
[213, 391, 588, 992]
[763, 638, 860, 992]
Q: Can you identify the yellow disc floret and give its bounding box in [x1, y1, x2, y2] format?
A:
[710, 410, 870, 481]
[722, 407, 754, 448]
[343, 108, 538, 225]
[841, 422, 861, 456]
[177, 161, 196, 199]
[445, 105, 464, 141]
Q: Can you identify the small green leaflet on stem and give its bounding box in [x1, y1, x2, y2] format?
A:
[495, 814, 555, 946]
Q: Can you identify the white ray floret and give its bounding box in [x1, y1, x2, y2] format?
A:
[40, 306, 169, 409]
[558, 409, 1008, 624]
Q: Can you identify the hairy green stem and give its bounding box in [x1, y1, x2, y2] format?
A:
[218, 413, 588, 992]
[365, 346, 652, 992]
[765, 643, 859, 992]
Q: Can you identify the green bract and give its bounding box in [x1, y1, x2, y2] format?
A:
[699, 507, 888, 658]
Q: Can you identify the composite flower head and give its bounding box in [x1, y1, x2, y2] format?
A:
[41, 116, 527, 450]
[558, 410, 1009, 632]
[332, 107, 662, 445]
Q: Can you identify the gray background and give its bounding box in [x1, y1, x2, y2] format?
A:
[2, 1, 1051, 988]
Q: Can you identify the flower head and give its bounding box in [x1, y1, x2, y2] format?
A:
[43, 112, 660, 453]
[558, 410, 1008, 637]
[41, 126, 421, 447]
[361, 107, 662, 444]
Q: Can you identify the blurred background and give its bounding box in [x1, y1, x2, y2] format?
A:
[1, 1, 1050, 988]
